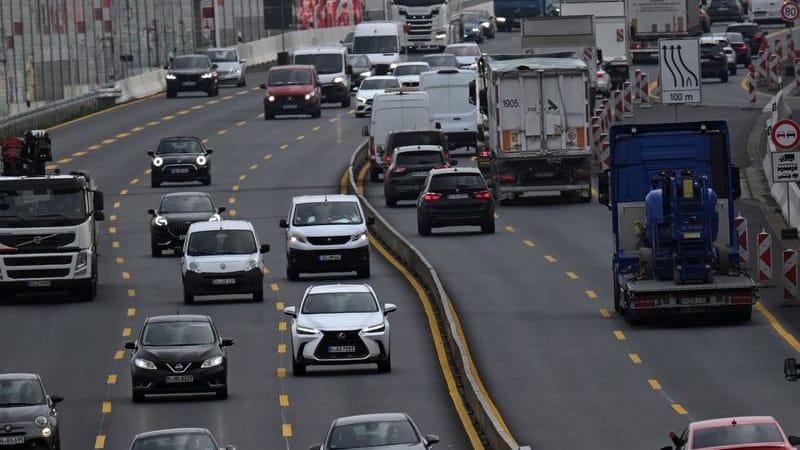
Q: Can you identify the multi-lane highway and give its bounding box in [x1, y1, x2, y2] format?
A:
[3, 22, 800, 450]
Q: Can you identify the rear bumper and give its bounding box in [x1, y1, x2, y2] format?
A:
[422, 204, 493, 227]
[445, 131, 477, 149]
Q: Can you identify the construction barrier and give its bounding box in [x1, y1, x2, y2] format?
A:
[758, 229, 773, 285]
[776, 37, 784, 61]
[638, 72, 651, 108]
[735, 214, 749, 265]
[769, 54, 780, 89]
[633, 69, 642, 103]
[601, 98, 610, 130]
[600, 133, 610, 170]
[622, 81, 633, 117]
[757, 49, 768, 86]
[591, 116, 601, 153]
[612, 89, 623, 123]
[784, 249, 798, 300]
[748, 68, 757, 107]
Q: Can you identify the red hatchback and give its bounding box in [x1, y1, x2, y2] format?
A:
[661, 416, 800, 450]
[260, 64, 321, 119]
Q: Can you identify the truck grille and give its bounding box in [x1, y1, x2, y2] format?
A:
[314, 331, 369, 359]
[307, 236, 351, 245]
[0, 233, 76, 252]
[7, 268, 70, 279]
[4, 255, 72, 266]
[405, 14, 434, 41]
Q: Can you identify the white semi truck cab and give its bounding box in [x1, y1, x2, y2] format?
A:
[390, 0, 450, 50]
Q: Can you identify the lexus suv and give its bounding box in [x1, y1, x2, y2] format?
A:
[126, 315, 234, 401]
[283, 284, 395, 375]
[148, 137, 213, 187]
[261, 65, 321, 119]
[148, 192, 224, 257]
[165, 55, 219, 98]
[0, 373, 63, 450]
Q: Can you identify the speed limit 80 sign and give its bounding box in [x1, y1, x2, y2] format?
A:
[782, 1, 799, 22]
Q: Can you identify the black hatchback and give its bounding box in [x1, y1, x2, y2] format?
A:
[148, 137, 213, 187]
[148, 192, 225, 257]
[700, 40, 729, 82]
[385, 146, 452, 206]
[125, 315, 233, 402]
[726, 22, 766, 55]
[416, 167, 494, 235]
[0, 374, 63, 450]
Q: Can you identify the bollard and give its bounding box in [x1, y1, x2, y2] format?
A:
[769, 54, 780, 89]
[622, 80, 634, 117]
[735, 214, 749, 265]
[600, 134, 610, 171]
[612, 89, 623, 123]
[633, 69, 642, 103]
[758, 229, 773, 285]
[747, 70, 757, 107]
[784, 249, 798, 300]
[776, 37, 783, 61]
[638, 72, 651, 108]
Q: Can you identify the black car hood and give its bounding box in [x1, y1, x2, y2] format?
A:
[0, 404, 49, 422]
[160, 212, 215, 223]
[157, 153, 204, 164]
[169, 68, 211, 75]
[138, 345, 221, 363]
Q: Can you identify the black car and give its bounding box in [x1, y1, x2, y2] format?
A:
[0, 374, 62, 450]
[726, 22, 765, 55]
[348, 54, 371, 90]
[148, 192, 225, 257]
[706, 0, 744, 22]
[148, 137, 213, 187]
[126, 315, 233, 402]
[416, 167, 494, 235]
[384, 146, 452, 207]
[165, 55, 219, 98]
[473, 10, 496, 38]
[700, 39, 729, 82]
[462, 15, 484, 43]
[715, 31, 751, 65]
[130, 428, 232, 450]
[381, 130, 450, 180]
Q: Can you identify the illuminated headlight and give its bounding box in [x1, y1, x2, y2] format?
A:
[481, 21, 490, 27]
[196, 155, 207, 165]
[201, 356, 223, 368]
[333, 76, 345, 84]
[357, 96, 367, 103]
[166, 73, 177, 80]
[152, 157, 164, 167]
[305, 92, 316, 100]
[41, 427, 52, 438]
[435, 32, 447, 39]
[244, 258, 258, 271]
[188, 261, 201, 273]
[34, 416, 48, 428]
[154, 215, 168, 227]
[389, 63, 398, 69]
[472, 27, 479, 32]
[363, 322, 385, 333]
[495, 16, 506, 22]
[201, 72, 214, 79]
[351, 231, 368, 242]
[268, 95, 276, 102]
[296, 325, 320, 335]
[134, 358, 157, 370]
[234, 68, 242, 74]
[289, 233, 307, 243]
[360, 71, 371, 78]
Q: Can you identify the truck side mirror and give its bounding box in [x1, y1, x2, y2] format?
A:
[93, 191, 105, 211]
[598, 171, 610, 208]
[731, 166, 741, 200]
[785, 357, 798, 381]
[362, 125, 369, 137]
[596, 48, 604, 64]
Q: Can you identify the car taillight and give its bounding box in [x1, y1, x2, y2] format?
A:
[473, 190, 491, 200]
[392, 165, 406, 173]
[574, 169, 591, 180]
[498, 174, 515, 182]
[479, 150, 490, 158]
[423, 192, 441, 202]
[596, 71, 605, 78]
[0, 247, 17, 253]
[700, 10, 706, 18]
[369, 136, 375, 156]
[739, 43, 748, 50]
[385, 155, 392, 163]
[755, 32, 764, 40]
[633, 42, 642, 49]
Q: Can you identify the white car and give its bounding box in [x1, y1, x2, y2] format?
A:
[355, 76, 400, 117]
[279, 194, 373, 279]
[392, 62, 430, 87]
[421, 53, 459, 71]
[181, 220, 269, 304]
[207, 47, 246, 87]
[283, 283, 395, 375]
[444, 43, 481, 68]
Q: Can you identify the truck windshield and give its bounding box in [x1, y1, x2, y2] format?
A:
[353, 36, 398, 54]
[393, 0, 444, 5]
[294, 54, 343, 74]
[0, 181, 87, 227]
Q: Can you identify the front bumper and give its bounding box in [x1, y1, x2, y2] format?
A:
[183, 269, 263, 295]
[293, 328, 389, 365]
[151, 227, 186, 250]
[265, 96, 319, 115]
[321, 83, 349, 103]
[166, 78, 216, 92]
[0, 422, 57, 450]
[445, 131, 477, 149]
[152, 163, 210, 182]
[131, 364, 227, 395]
[1, 250, 94, 292]
[288, 246, 369, 273]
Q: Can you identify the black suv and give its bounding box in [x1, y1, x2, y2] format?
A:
[0, 374, 63, 450]
[148, 137, 213, 187]
[165, 55, 219, 98]
[384, 146, 453, 206]
[148, 192, 225, 256]
[700, 39, 729, 82]
[706, 0, 744, 22]
[417, 167, 494, 235]
[726, 22, 765, 55]
[379, 130, 449, 182]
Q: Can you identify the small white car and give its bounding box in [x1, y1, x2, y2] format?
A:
[392, 62, 430, 87]
[181, 220, 269, 304]
[279, 194, 373, 280]
[283, 283, 395, 375]
[207, 47, 246, 87]
[444, 43, 481, 68]
[355, 76, 400, 117]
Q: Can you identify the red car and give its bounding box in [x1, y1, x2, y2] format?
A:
[260, 64, 321, 119]
[660, 416, 800, 450]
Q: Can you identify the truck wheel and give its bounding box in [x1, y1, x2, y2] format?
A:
[183, 288, 194, 304]
[75, 280, 97, 302]
[481, 220, 495, 234]
[721, 71, 729, 83]
[625, 307, 642, 325]
[370, 165, 380, 182]
[151, 242, 162, 257]
[253, 287, 264, 302]
[613, 267, 623, 314]
[716, 245, 730, 275]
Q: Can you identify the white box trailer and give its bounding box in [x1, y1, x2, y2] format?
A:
[627, 0, 701, 60]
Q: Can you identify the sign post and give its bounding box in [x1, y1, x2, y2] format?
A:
[783, 1, 799, 64]
[658, 38, 701, 122]
[771, 118, 800, 238]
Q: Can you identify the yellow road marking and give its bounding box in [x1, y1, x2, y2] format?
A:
[46, 93, 161, 131]
[232, 185, 240, 191]
[116, 132, 130, 138]
[329, 117, 338, 123]
[176, 110, 190, 115]
[128, 289, 136, 297]
[191, 105, 204, 110]
[102, 401, 111, 413]
[95, 435, 106, 449]
[122, 272, 130, 280]
[237, 91, 248, 95]
[223, 95, 234, 100]
[280, 144, 289, 149]
[162, 115, 175, 121]
[57, 158, 72, 164]
[671, 403, 688, 415]
[544, 255, 557, 262]
[276, 302, 285, 310]
[280, 394, 289, 406]
[146, 121, 160, 126]
[131, 126, 145, 132]
[296, 135, 305, 140]
[567, 272, 579, 280]
[228, 209, 237, 217]
[106, 374, 117, 384]
[202, 138, 209, 143]
[145, 169, 152, 174]
[108, 227, 117, 234]
[120, 189, 128, 195]
[113, 201, 121, 209]
[249, 164, 258, 170]
[614, 330, 625, 340]
[88, 144, 101, 150]
[312, 126, 321, 131]
[277, 368, 287, 378]
[217, 129, 227, 135]
[127, 308, 136, 317]
[629, 353, 642, 364]
[239, 174, 247, 180]
[600, 309, 610, 318]
[207, 100, 219, 105]
[122, 327, 132, 337]
[112, 241, 120, 248]
[523, 240, 535, 247]
[648, 379, 662, 390]
[282, 424, 292, 437]
[756, 302, 800, 353]
[493, 213, 499, 219]
[278, 321, 287, 331]
[264, 154, 273, 160]
[115, 257, 124, 264]
[586, 290, 597, 299]
[271, 283, 280, 292]
[347, 109, 354, 114]
[113, 350, 124, 360]
[263, 266, 270, 274]
[101, 138, 116, 144]
[504, 226, 515, 233]
[278, 344, 286, 353]
[72, 151, 87, 157]
[46, 164, 58, 170]
[130, 178, 139, 185]
[229, 197, 236, 204]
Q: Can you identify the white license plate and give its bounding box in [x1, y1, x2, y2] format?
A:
[283, 104, 298, 109]
[448, 193, 468, 200]
[28, 280, 51, 287]
[319, 254, 342, 261]
[411, 171, 429, 177]
[212, 278, 236, 285]
[183, 81, 196, 86]
[171, 168, 189, 174]
[165, 375, 194, 383]
[680, 297, 708, 305]
[328, 345, 356, 353]
[0, 437, 24, 445]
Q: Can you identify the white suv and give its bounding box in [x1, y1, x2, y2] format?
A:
[181, 220, 270, 304]
[279, 195, 373, 280]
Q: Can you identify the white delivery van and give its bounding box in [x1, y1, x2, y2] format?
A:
[361, 90, 435, 181]
[352, 22, 403, 73]
[419, 69, 477, 152]
[293, 46, 351, 107]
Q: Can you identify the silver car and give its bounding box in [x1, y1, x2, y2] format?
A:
[311, 413, 439, 450]
[283, 283, 395, 375]
[207, 47, 247, 87]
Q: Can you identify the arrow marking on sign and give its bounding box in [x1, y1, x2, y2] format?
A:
[670, 46, 685, 87]
[663, 45, 679, 87]
[677, 45, 699, 87]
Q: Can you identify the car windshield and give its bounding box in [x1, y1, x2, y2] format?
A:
[430, 173, 485, 190]
[160, 195, 214, 214]
[427, 84, 474, 114]
[0, 181, 88, 227]
[344, 32, 354, 43]
[353, 35, 398, 54]
[447, 46, 480, 56]
[157, 139, 204, 154]
[701, 43, 721, 56]
[171, 56, 210, 70]
[348, 54, 369, 66]
[396, 150, 444, 165]
[186, 230, 257, 256]
[207, 49, 237, 62]
[423, 55, 457, 67]
[389, 132, 443, 147]
[302, 292, 379, 314]
[294, 54, 343, 74]
[394, 64, 429, 76]
[724, 32, 745, 43]
[327, 420, 419, 449]
[361, 78, 399, 90]
[132, 433, 217, 450]
[141, 321, 215, 346]
[727, 25, 757, 37]
[0, 379, 45, 406]
[692, 424, 784, 448]
[269, 69, 312, 85]
[292, 201, 363, 226]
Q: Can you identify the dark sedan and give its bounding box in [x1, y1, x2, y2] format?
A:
[416, 167, 494, 235]
[130, 428, 232, 450]
[462, 15, 484, 43]
[348, 54, 371, 90]
[473, 9, 496, 38]
[148, 137, 213, 187]
[0, 374, 63, 450]
[384, 146, 452, 206]
[148, 192, 224, 257]
[705, 0, 744, 22]
[726, 22, 765, 55]
[126, 315, 233, 401]
[165, 55, 219, 98]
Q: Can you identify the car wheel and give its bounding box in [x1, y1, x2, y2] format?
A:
[417, 214, 432, 236]
[73, 280, 96, 302]
[481, 220, 495, 234]
[355, 112, 364, 118]
[253, 287, 264, 302]
[151, 176, 160, 188]
[132, 390, 145, 403]
[183, 288, 194, 304]
[292, 358, 307, 376]
[342, 95, 351, 108]
[201, 176, 211, 186]
[357, 262, 370, 279]
[286, 263, 300, 281]
[377, 353, 391, 373]
[166, 89, 176, 99]
[151, 242, 162, 257]
[613, 267, 623, 314]
[385, 192, 397, 207]
[312, 108, 322, 118]
[369, 165, 380, 182]
[729, 65, 737, 75]
[721, 71, 729, 82]
[216, 385, 228, 400]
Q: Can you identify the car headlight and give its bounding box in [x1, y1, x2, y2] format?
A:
[305, 92, 316, 100]
[435, 32, 447, 39]
[76, 250, 88, 269]
[152, 156, 163, 167]
[333, 76, 345, 84]
[201, 72, 214, 79]
[481, 21, 490, 27]
[289, 233, 307, 243]
[188, 261, 201, 273]
[496, 16, 506, 22]
[41, 427, 52, 438]
[34, 416, 48, 428]
[201, 356, 223, 368]
[134, 358, 157, 370]
[351, 231, 368, 242]
[357, 96, 367, 103]
[360, 71, 371, 78]
[154, 215, 168, 227]
[472, 27, 479, 32]
[196, 155, 207, 166]
[166, 73, 177, 80]
[234, 68, 242, 74]
[296, 325, 320, 335]
[244, 258, 258, 271]
[268, 95, 276, 102]
[389, 63, 398, 69]
[363, 322, 385, 333]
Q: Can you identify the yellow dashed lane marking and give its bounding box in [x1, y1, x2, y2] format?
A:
[329, 117, 338, 122]
[46, 164, 58, 170]
[101, 138, 115, 144]
[122, 272, 130, 280]
[57, 158, 72, 164]
[106, 374, 117, 384]
[239, 174, 247, 180]
[277, 368, 287, 378]
[648, 379, 662, 390]
[278, 321, 287, 331]
[112, 241, 120, 248]
[312, 126, 321, 131]
[278, 344, 287, 353]
[567, 272, 579, 280]
[120, 189, 128, 195]
[116, 132, 130, 138]
[237, 121, 247, 126]
[95, 435, 106, 449]
[276, 301, 285, 310]
[280, 144, 289, 149]
[544, 255, 557, 262]
[223, 95, 234, 100]
[130, 178, 139, 185]
[146, 121, 159, 126]
[629, 353, 642, 364]
[586, 290, 597, 299]
[72, 151, 87, 157]
[113, 201, 121, 209]
[127, 308, 136, 317]
[282, 424, 292, 437]
[264, 154, 273, 160]
[108, 227, 117, 234]
[113, 350, 124, 360]
[162, 115, 175, 121]
[109, 215, 117, 221]
[131, 126, 145, 132]
[102, 401, 111, 413]
[145, 168, 152, 174]
[202, 138, 209, 143]
[232, 185, 240, 191]
[228, 209, 237, 217]
[280, 394, 289, 406]
[207, 100, 219, 105]
[177, 110, 190, 115]
[523, 240, 535, 247]
[504, 226, 515, 233]
[88, 144, 101, 150]
[237, 91, 248, 95]
[122, 328, 132, 337]
[263, 266, 270, 274]
[271, 283, 280, 292]
[671, 404, 688, 415]
[614, 330, 626, 340]
[249, 164, 258, 170]
[191, 105, 204, 110]
[115, 257, 124, 264]
[128, 289, 136, 297]
[600, 309, 610, 318]
[296, 135, 305, 141]
[217, 129, 227, 135]
[228, 197, 236, 204]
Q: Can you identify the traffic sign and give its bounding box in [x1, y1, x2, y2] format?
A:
[771, 119, 800, 150]
[658, 38, 701, 104]
[772, 150, 800, 182]
[782, 1, 799, 22]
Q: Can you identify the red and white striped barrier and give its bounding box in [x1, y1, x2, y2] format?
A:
[784, 249, 798, 300]
[600, 133, 610, 170]
[612, 89, 623, 123]
[776, 37, 784, 61]
[769, 54, 780, 89]
[633, 69, 642, 103]
[637, 71, 651, 108]
[601, 98, 610, 130]
[757, 49, 768, 86]
[591, 116, 601, 153]
[735, 214, 749, 265]
[622, 81, 633, 117]
[758, 229, 773, 285]
[747, 69, 757, 107]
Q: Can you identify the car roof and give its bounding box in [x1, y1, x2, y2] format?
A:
[159, 136, 202, 142]
[363, 75, 399, 82]
[430, 167, 482, 176]
[396, 61, 430, 67]
[395, 145, 444, 153]
[161, 191, 212, 199]
[307, 283, 373, 294]
[188, 219, 255, 232]
[388, 129, 442, 136]
[144, 314, 211, 323]
[690, 416, 782, 430]
[294, 46, 347, 55]
[332, 412, 411, 426]
[207, 47, 237, 52]
[699, 36, 722, 44]
[173, 54, 209, 60]
[269, 64, 316, 72]
[292, 194, 359, 204]
[133, 428, 214, 441]
[446, 42, 480, 48]
[0, 373, 41, 381]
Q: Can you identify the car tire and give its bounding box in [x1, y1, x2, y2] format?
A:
[342, 95, 351, 108]
[73, 280, 96, 302]
[357, 262, 370, 279]
[369, 165, 380, 182]
[216, 385, 228, 400]
[721, 70, 729, 82]
[286, 263, 300, 281]
[292, 358, 307, 376]
[312, 108, 322, 118]
[183, 288, 195, 305]
[481, 220, 495, 234]
[253, 287, 264, 302]
[151, 242, 162, 257]
[355, 112, 364, 118]
[729, 66, 737, 76]
[151, 176, 160, 188]
[166, 89, 176, 99]
[377, 353, 391, 373]
[201, 176, 211, 186]
[385, 192, 397, 207]
[132, 390, 145, 403]
[417, 214, 432, 236]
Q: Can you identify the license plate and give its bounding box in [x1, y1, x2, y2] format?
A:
[680, 297, 708, 305]
[165, 375, 194, 383]
[212, 278, 236, 285]
[319, 254, 342, 261]
[183, 81, 196, 86]
[0, 437, 24, 445]
[535, 171, 555, 178]
[328, 345, 356, 353]
[171, 168, 189, 174]
[28, 280, 51, 287]
[448, 193, 468, 200]
[283, 104, 298, 109]
[411, 171, 429, 177]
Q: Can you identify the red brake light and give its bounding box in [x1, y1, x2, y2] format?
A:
[473, 190, 491, 200]
[596, 71, 605, 78]
[434, 164, 449, 169]
[634, 43, 642, 49]
[423, 192, 441, 202]
[499, 174, 515, 182]
[700, 10, 706, 18]
[739, 43, 747, 50]
[755, 32, 764, 40]
[392, 165, 406, 173]
[0, 247, 17, 253]
[369, 137, 375, 156]
[385, 155, 392, 163]
[479, 150, 490, 158]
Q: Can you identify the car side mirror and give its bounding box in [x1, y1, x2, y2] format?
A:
[785, 357, 798, 381]
[283, 306, 297, 317]
[50, 395, 64, 404]
[259, 83, 267, 89]
[366, 217, 375, 225]
[216, 206, 226, 214]
[309, 445, 322, 450]
[260, 244, 270, 253]
[124, 341, 136, 350]
[788, 436, 800, 445]
[384, 303, 397, 314]
[224, 445, 237, 450]
[147, 150, 155, 157]
[148, 208, 156, 216]
[279, 219, 289, 228]
[598, 171, 610, 208]
[93, 191, 104, 211]
[346, 65, 353, 75]
[94, 211, 105, 221]
[240, 58, 247, 64]
[211, 63, 219, 70]
[424, 434, 439, 445]
[362, 125, 369, 137]
[221, 338, 234, 347]
[205, 149, 214, 155]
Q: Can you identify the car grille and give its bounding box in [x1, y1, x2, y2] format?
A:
[160, 361, 198, 373]
[7, 268, 70, 279]
[401, 81, 419, 87]
[4, 255, 72, 266]
[0, 233, 76, 252]
[366, 99, 374, 105]
[276, 95, 305, 104]
[307, 235, 351, 245]
[314, 330, 369, 359]
[167, 222, 192, 236]
[175, 74, 200, 82]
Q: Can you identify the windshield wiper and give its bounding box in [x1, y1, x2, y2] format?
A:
[32, 214, 77, 221]
[0, 214, 30, 225]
